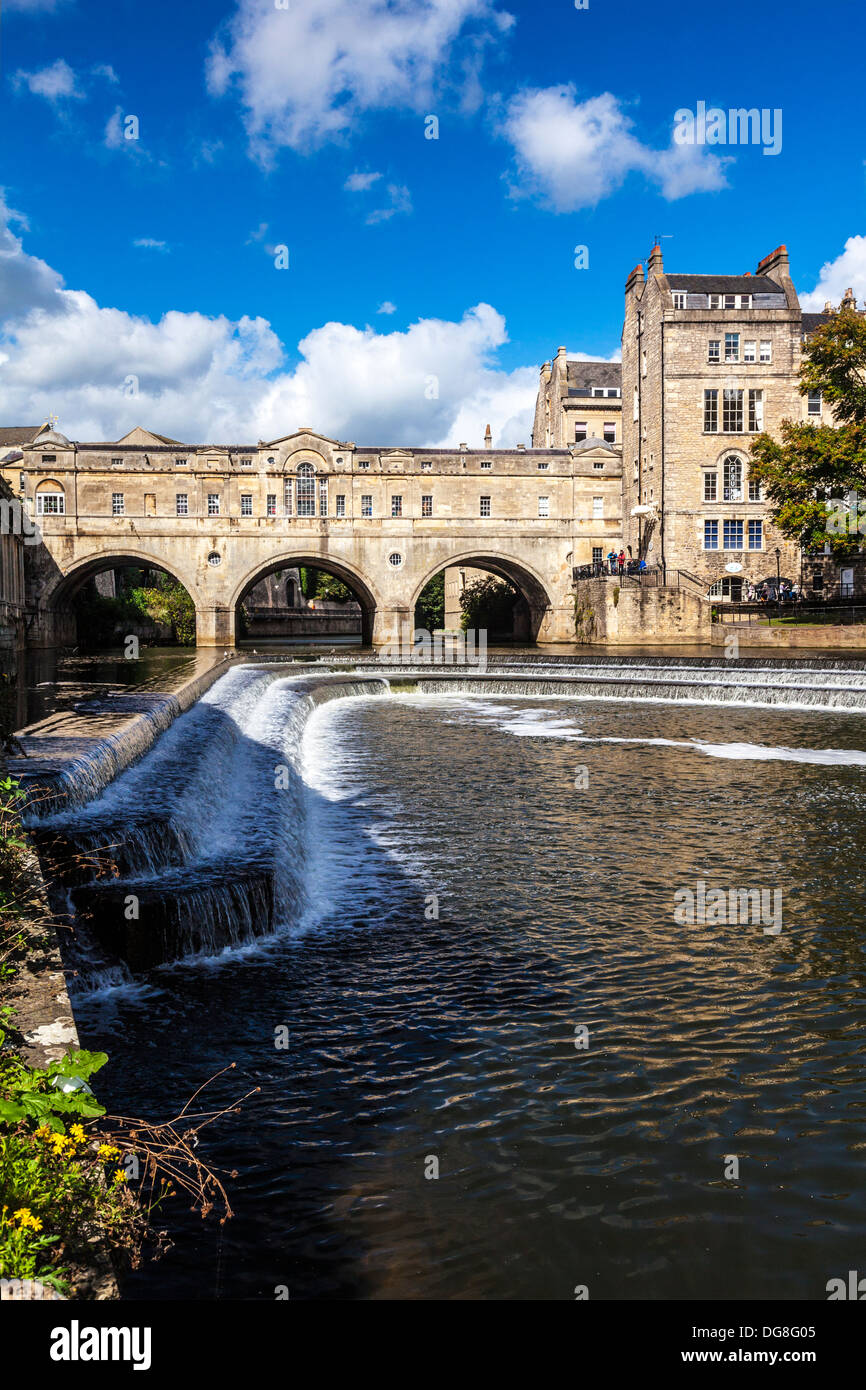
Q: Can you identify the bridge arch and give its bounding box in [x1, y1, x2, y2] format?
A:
[410, 550, 553, 642]
[231, 552, 381, 646]
[36, 547, 202, 649]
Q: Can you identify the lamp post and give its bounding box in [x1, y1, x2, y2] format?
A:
[775, 547, 781, 617]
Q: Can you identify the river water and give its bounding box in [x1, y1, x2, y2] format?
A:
[60, 667, 866, 1301]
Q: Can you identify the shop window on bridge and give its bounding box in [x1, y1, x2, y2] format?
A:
[36, 488, 65, 515]
[267, 493, 277, 517]
[296, 462, 316, 517]
[284, 479, 293, 516]
[319, 478, 328, 516]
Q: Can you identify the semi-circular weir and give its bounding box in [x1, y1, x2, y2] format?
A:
[21, 653, 866, 1300]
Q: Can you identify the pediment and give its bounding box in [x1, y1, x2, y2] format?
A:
[115, 427, 185, 448]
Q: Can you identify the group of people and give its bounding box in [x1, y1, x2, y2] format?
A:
[599, 550, 646, 577]
[746, 580, 802, 603]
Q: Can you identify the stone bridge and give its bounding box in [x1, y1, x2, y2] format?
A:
[1, 425, 625, 647]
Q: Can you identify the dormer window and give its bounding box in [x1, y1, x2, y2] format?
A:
[358, 460, 370, 470]
[240, 456, 252, 467]
[672, 292, 687, 309]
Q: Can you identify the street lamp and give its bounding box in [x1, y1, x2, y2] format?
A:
[775, 547, 781, 608]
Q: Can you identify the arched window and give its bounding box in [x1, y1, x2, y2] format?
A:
[35, 479, 65, 515]
[296, 461, 315, 517]
[723, 454, 743, 502]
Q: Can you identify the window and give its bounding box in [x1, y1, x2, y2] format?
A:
[704, 389, 719, 432]
[241, 493, 252, 516]
[748, 389, 763, 432]
[111, 457, 123, 467]
[723, 519, 744, 550]
[672, 291, 687, 309]
[723, 388, 743, 432]
[319, 478, 328, 516]
[703, 472, 717, 502]
[538, 460, 550, 470]
[725, 332, 740, 363]
[176, 493, 188, 516]
[748, 519, 763, 550]
[284, 479, 293, 516]
[759, 341, 772, 363]
[266, 493, 276, 517]
[592, 496, 603, 519]
[641, 349, 647, 377]
[391, 495, 402, 517]
[538, 496, 550, 518]
[207, 493, 220, 516]
[593, 461, 605, 471]
[603, 423, 616, 443]
[174, 457, 187, 467]
[743, 340, 756, 363]
[361, 494, 373, 517]
[112, 492, 125, 515]
[297, 462, 315, 516]
[481, 459, 492, 470]
[388, 552, 403, 568]
[708, 340, 720, 363]
[592, 546, 603, 565]
[357, 459, 370, 470]
[633, 386, 639, 422]
[421, 460, 432, 471]
[36, 491, 64, 515]
[723, 456, 743, 502]
[724, 294, 736, 310]
[335, 494, 346, 517]
[240, 456, 252, 467]
[708, 576, 743, 601]
[709, 293, 721, 309]
[704, 520, 719, 550]
[748, 477, 762, 502]
[207, 551, 221, 567]
[480, 495, 491, 517]
[421, 494, 432, 517]
[575, 423, 587, 442]
[808, 390, 822, 415]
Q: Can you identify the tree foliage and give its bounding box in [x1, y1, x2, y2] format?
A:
[750, 305, 866, 554]
[414, 572, 445, 632]
[459, 575, 517, 633]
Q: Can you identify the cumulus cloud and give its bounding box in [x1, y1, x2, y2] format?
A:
[0, 199, 538, 448]
[13, 58, 83, 102]
[799, 236, 866, 311]
[502, 86, 730, 212]
[377, 301, 397, 315]
[206, 0, 514, 159]
[366, 183, 413, 225]
[345, 171, 382, 192]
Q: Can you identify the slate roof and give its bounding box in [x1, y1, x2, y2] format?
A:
[802, 312, 832, 338]
[0, 427, 42, 445]
[565, 361, 622, 390]
[667, 275, 784, 295]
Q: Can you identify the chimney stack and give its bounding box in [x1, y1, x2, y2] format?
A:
[484, 424, 492, 449]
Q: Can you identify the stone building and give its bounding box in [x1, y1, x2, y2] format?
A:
[532, 349, 622, 449]
[621, 243, 813, 600]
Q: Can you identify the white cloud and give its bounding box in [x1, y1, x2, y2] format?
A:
[799, 236, 866, 311]
[14, 59, 84, 103]
[207, 0, 514, 159]
[133, 239, 169, 252]
[0, 199, 538, 449]
[345, 171, 382, 192]
[502, 85, 730, 212]
[366, 183, 413, 225]
[377, 301, 397, 315]
[5, 0, 68, 10]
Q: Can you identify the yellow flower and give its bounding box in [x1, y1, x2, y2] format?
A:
[69, 1124, 86, 1144]
[12, 1207, 42, 1230]
[112, 1170, 128, 1185]
[97, 1143, 120, 1160]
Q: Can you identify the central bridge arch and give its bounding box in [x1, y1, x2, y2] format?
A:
[410, 551, 553, 642]
[231, 552, 381, 646]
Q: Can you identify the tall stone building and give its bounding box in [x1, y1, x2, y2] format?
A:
[620, 243, 831, 599]
[532, 348, 622, 449]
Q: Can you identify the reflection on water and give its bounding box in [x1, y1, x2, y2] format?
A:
[71, 689, 866, 1301]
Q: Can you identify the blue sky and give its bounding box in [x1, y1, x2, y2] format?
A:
[1, 0, 864, 445]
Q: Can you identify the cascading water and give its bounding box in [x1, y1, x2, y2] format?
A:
[28, 668, 389, 985]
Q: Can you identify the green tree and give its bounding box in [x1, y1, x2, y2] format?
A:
[750, 305, 866, 554]
[414, 572, 445, 631]
[459, 575, 518, 633]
